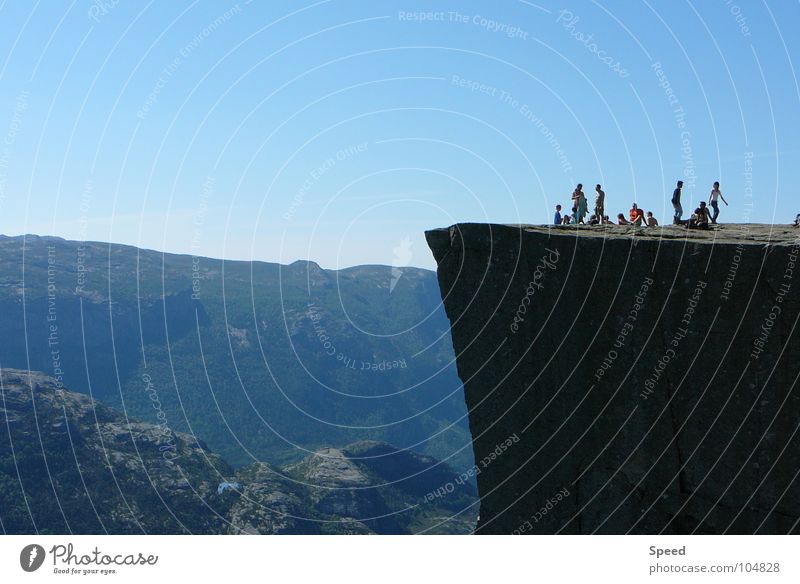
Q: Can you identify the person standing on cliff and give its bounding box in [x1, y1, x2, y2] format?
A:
[572, 184, 587, 224]
[709, 181, 728, 224]
[672, 180, 684, 224]
[554, 204, 562, 225]
[594, 184, 605, 221]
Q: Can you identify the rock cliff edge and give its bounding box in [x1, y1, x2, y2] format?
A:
[427, 223, 800, 534]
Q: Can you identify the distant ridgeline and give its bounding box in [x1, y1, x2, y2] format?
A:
[427, 223, 800, 534]
[0, 235, 472, 473]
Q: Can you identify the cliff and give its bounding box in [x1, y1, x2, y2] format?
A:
[426, 223, 800, 534]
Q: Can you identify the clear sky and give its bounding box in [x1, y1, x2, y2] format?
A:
[0, 0, 797, 269]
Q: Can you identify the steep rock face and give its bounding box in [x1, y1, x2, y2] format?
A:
[426, 223, 800, 534]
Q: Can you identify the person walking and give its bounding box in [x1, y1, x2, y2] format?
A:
[672, 180, 684, 224]
[709, 181, 728, 224]
[594, 184, 605, 221]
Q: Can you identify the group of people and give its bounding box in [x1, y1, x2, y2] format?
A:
[552, 183, 661, 228]
[553, 180, 729, 230]
[671, 180, 728, 229]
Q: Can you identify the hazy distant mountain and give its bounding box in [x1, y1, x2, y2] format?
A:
[0, 369, 476, 534]
[0, 234, 472, 473]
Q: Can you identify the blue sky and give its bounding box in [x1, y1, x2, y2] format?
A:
[0, 0, 797, 269]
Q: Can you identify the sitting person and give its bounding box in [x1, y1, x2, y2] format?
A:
[617, 213, 630, 225]
[688, 208, 701, 229]
[562, 213, 572, 225]
[629, 203, 645, 226]
[587, 214, 600, 225]
[698, 201, 711, 225]
[602, 215, 613, 224]
[646, 211, 659, 227]
[794, 213, 800, 227]
[688, 203, 711, 229]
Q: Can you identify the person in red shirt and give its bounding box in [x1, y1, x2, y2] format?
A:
[629, 203, 645, 226]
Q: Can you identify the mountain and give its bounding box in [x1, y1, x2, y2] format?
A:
[229, 441, 477, 535]
[0, 369, 477, 534]
[0, 234, 472, 473]
[0, 368, 232, 534]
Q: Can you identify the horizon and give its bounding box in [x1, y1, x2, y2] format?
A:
[1, 2, 797, 271]
[3, 218, 794, 271]
[0, 229, 438, 271]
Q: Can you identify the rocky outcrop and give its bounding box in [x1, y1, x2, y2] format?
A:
[1, 369, 477, 534]
[279, 441, 478, 534]
[224, 462, 321, 535]
[427, 223, 800, 534]
[0, 368, 233, 534]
